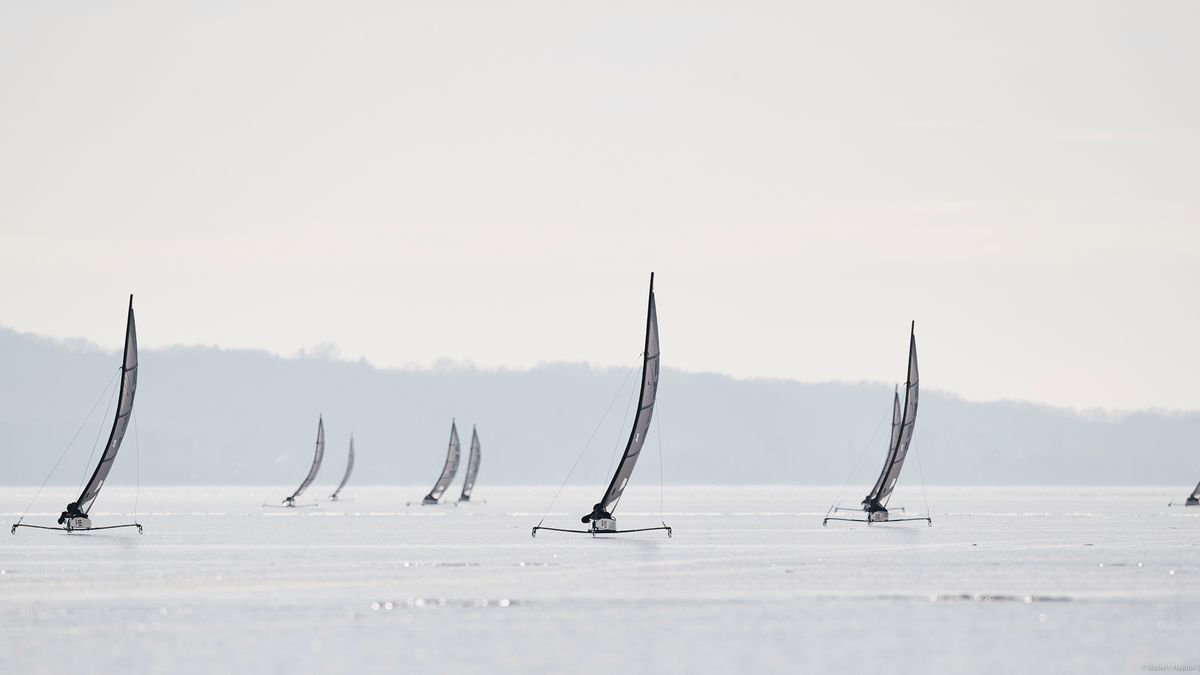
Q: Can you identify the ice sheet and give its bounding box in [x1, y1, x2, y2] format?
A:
[2, 486, 1198, 674]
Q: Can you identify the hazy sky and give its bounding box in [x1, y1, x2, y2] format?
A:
[2, 2, 1198, 411]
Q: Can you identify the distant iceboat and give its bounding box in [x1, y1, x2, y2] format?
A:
[533, 274, 670, 537]
[267, 417, 325, 508]
[458, 426, 481, 503]
[12, 296, 142, 534]
[413, 420, 461, 506]
[824, 322, 931, 526]
[329, 435, 355, 501]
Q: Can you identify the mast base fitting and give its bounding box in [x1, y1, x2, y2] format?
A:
[65, 517, 92, 531]
[868, 511, 889, 523]
[591, 518, 617, 533]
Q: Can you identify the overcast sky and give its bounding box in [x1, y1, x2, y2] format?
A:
[1, 1, 1197, 412]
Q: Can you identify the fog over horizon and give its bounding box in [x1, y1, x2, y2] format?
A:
[7, 320, 1197, 418]
[5, 324, 1199, 490]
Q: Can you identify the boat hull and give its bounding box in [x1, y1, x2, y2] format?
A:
[591, 518, 617, 533]
[65, 517, 92, 530]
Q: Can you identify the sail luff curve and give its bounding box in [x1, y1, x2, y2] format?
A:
[424, 421, 461, 502]
[868, 389, 902, 500]
[74, 295, 138, 515]
[331, 435, 355, 499]
[288, 417, 325, 501]
[865, 322, 919, 507]
[459, 427, 481, 501]
[596, 273, 660, 515]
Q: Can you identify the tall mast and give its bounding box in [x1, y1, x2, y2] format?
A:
[588, 273, 660, 519]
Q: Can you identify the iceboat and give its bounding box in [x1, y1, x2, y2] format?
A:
[411, 420, 461, 506]
[329, 435, 355, 502]
[533, 274, 670, 537]
[266, 417, 325, 508]
[824, 322, 931, 526]
[457, 427, 482, 503]
[12, 296, 142, 534]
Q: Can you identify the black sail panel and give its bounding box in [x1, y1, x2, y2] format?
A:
[1190, 480, 1200, 501]
[459, 427, 481, 501]
[866, 323, 919, 506]
[75, 296, 138, 516]
[288, 417, 325, 501]
[596, 275, 660, 515]
[867, 390, 902, 501]
[424, 421, 461, 502]
[331, 436, 355, 499]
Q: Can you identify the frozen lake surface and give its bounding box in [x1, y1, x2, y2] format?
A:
[2, 485, 1198, 674]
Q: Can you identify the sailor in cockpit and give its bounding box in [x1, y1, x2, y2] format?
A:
[58, 502, 85, 525]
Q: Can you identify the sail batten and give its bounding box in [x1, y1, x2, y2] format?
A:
[287, 418, 325, 502]
[73, 296, 138, 516]
[594, 274, 660, 516]
[424, 421, 461, 503]
[459, 427, 481, 502]
[865, 322, 919, 508]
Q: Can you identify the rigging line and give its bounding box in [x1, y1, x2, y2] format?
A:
[132, 409, 141, 521]
[609, 371, 662, 518]
[655, 395, 666, 523]
[913, 439, 932, 519]
[79, 368, 120, 491]
[823, 409, 890, 522]
[535, 360, 640, 525]
[606, 351, 655, 517]
[604, 359, 641, 481]
[13, 368, 120, 526]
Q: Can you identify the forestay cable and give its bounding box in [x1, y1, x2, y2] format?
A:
[132, 409, 142, 521]
[79, 370, 120, 491]
[604, 368, 640, 483]
[913, 439, 932, 520]
[655, 396, 667, 525]
[13, 368, 120, 528]
[535, 360, 640, 526]
[823, 409, 889, 522]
